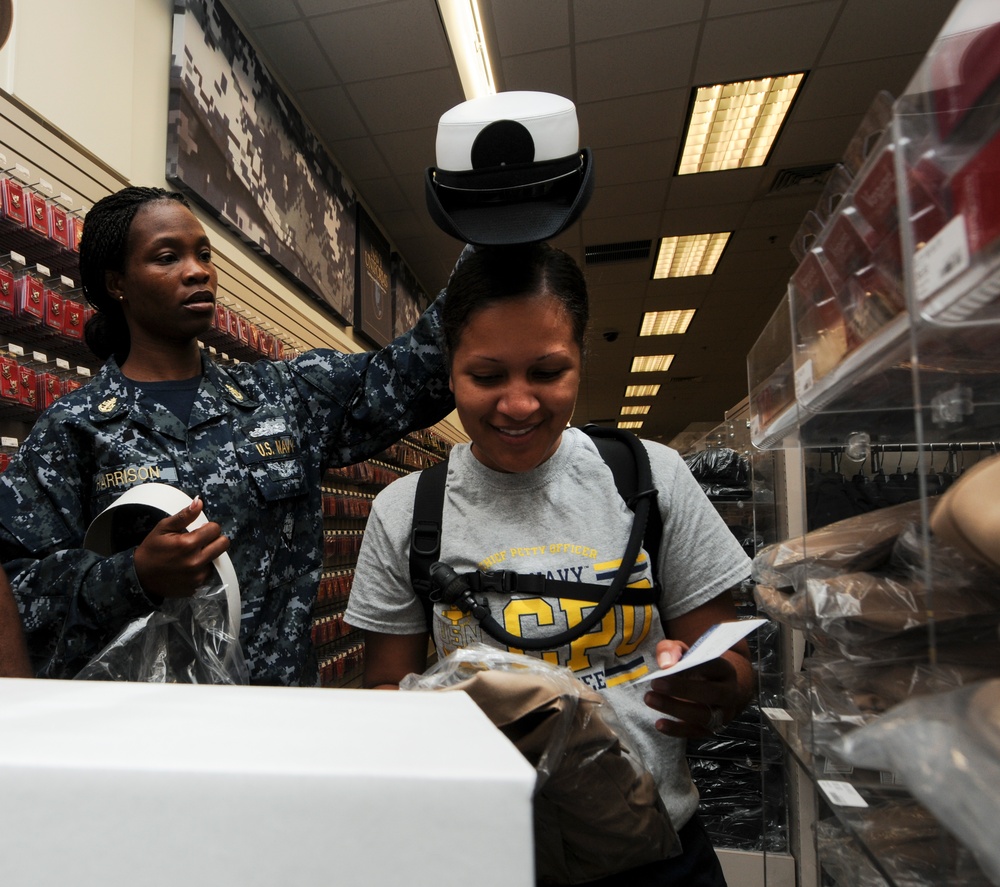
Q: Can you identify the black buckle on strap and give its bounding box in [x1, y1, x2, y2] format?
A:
[469, 570, 519, 594]
[411, 520, 440, 558]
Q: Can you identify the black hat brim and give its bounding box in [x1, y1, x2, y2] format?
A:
[425, 148, 593, 246]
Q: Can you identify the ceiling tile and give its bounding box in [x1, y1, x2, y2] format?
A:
[573, 0, 705, 41]
[591, 141, 678, 187]
[581, 212, 662, 245]
[578, 90, 689, 150]
[252, 20, 338, 91]
[371, 206, 427, 243]
[345, 69, 461, 134]
[657, 202, 749, 236]
[587, 180, 668, 220]
[373, 127, 439, 178]
[309, 0, 451, 82]
[666, 167, 768, 210]
[296, 0, 375, 14]
[575, 24, 701, 102]
[769, 114, 865, 167]
[295, 85, 367, 142]
[793, 56, 924, 120]
[500, 47, 574, 97]
[328, 136, 391, 183]
[709, 0, 814, 14]
[227, 0, 301, 27]
[821, 0, 958, 64]
[695, 3, 839, 83]
[356, 177, 410, 215]
[486, 0, 569, 55]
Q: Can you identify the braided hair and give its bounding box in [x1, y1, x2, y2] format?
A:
[80, 187, 190, 362]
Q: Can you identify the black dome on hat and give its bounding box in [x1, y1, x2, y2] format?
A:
[425, 91, 594, 246]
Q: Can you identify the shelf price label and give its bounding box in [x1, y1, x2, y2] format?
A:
[818, 779, 868, 808]
[913, 214, 969, 303]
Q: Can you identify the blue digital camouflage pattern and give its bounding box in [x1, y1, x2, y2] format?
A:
[0, 298, 453, 685]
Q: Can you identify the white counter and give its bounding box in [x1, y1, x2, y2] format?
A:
[0, 679, 536, 886]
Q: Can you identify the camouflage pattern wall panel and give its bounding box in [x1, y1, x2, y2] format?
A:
[167, 0, 357, 324]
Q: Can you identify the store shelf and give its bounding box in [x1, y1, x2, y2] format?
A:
[749, 5, 1000, 885]
[764, 711, 994, 886]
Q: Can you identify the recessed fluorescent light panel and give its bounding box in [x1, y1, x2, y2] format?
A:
[679, 73, 805, 174]
[640, 309, 696, 336]
[631, 355, 675, 373]
[625, 384, 660, 398]
[618, 421, 644, 430]
[436, 0, 496, 99]
[620, 405, 650, 416]
[652, 233, 730, 279]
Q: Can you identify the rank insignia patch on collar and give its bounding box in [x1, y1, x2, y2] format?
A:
[99, 397, 117, 413]
[226, 384, 245, 401]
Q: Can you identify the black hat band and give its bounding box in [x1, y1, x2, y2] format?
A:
[432, 153, 584, 194]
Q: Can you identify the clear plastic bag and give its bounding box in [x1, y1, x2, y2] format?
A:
[816, 807, 989, 887]
[74, 579, 248, 684]
[835, 678, 1000, 886]
[401, 644, 679, 884]
[754, 514, 1000, 655]
[751, 499, 924, 591]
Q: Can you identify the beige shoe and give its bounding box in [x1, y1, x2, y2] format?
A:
[930, 453, 1000, 573]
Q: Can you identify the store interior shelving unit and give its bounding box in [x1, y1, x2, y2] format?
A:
[316, 430, 449, 686]
[0, 92, 455, 687]
[676, 405, 796, 887]
[748, 2, 1000, 884]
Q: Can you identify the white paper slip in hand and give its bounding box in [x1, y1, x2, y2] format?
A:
[636, 618, 768, 684]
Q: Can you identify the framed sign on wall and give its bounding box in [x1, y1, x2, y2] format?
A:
[392, 255, 431, 340]
[355, 206, 393, 347]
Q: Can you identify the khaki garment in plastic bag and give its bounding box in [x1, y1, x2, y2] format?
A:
[401, 645, 679, 884]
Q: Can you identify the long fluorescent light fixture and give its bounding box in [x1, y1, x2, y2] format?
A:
[625, 384, 660, 397]
[640, 309, 696, 336]
[631, 355, 675, 373]
[618, 421, 644, 430]
[436, 0, 496, 99]
[621, 405, 650, 415]
[652, 233, 730, 279]
[679, 73, 804, 174]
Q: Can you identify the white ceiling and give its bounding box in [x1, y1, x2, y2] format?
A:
[222, 0, 957, 445]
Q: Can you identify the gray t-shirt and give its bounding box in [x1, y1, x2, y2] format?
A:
[346, 427, 751, 828]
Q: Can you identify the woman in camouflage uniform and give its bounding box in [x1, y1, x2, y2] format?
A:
[0, 186, 455, 685]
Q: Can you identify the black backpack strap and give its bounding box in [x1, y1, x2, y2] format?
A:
[460, 569, 659, 604]
[584, 425, 663, 586]
[409, 457, 449, 626]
